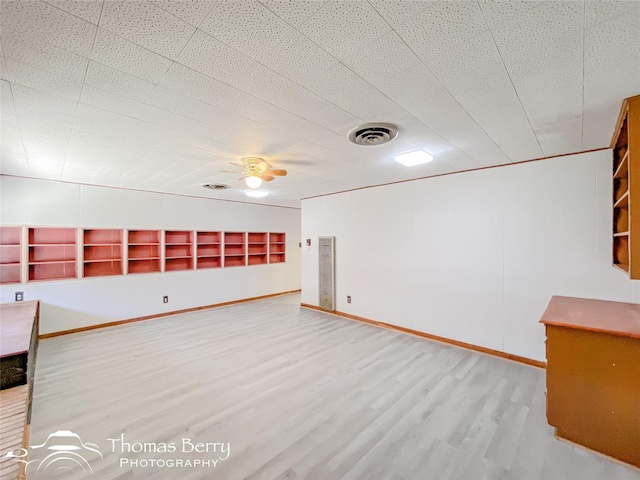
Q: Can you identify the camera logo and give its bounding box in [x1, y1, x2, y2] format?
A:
[5, 430, 103, 478]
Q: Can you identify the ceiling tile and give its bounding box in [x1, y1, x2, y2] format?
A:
[145, 86, 208, 119]
[397, 1, 487, 58]
[1, 0, 96, 57]
[14, 101, 77, 129]
[1, 80, 17, 116]
[177, 30, 256, 86]
[2, 59, 83, 100]
[261, 30, 339, 86]
[369, 1, 437, 30]
[10, 83, 79, 115]
[85, 61, 157, 101]
[342, 31, 421, 87]
[585, 0, 638, 28]
[299, 1, 392, 62]
[91, 28, 173, 84]
[199, 1, 294, 61]
[259, 1, 327, 27]
[99, 1, 195, 59]
[149, 0, 214, 26]
[43, 0, 103, 24]
[583, 6, 640, 149]
[2, 32, 88, 81]
[80, 84, 144, 117]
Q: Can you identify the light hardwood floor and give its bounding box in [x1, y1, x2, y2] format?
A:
[25, 293, 640, 480]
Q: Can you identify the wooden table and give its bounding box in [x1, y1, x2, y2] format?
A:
[540, 296, 640, 468]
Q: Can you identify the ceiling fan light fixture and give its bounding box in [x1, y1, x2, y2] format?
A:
[394, 149, 433, 167]
[245, 176, 263, 189]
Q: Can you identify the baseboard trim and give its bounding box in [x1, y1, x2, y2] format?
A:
[301, 303, 546, 369]
[38, 290, 302, 339]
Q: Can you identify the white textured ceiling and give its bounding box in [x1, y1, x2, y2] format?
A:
[1, 0, 638, 208]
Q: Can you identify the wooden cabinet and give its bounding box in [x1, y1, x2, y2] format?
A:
[0, 227, 22, 284]
[224, 232, 246, 267]
[611, 95, 640, 278]
[165, 230, 193, 272]
[28, 228, 77, 281]
[196, 231, 221, 269]
[83, 229, 123, 278]
[128, 230, 160, 274]
[269, 232, 285, 264]
[540, 296, 640, 468]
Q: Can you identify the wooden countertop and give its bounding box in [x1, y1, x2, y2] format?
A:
[0, 301, 39, 358]
[540, 296, 640, 339]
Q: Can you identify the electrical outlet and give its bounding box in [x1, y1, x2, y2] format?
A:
[163, 296, 168, 303]
[15, 291, 24, 302]
[347, 295, 351, 304]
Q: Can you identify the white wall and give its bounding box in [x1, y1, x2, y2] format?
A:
[0, 176, 301, 334]
[301, 150, 640, 362]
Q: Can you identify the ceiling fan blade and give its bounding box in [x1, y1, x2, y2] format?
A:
[259, 174, 275, 182]
[265, 169, 287, 176]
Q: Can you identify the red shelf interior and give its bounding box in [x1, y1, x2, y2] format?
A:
[248, 232, 267, 243]
[166, 244, 192, 258]
[269, 253, 285, 264]
[29, 262, 76, 281]
[128, 258, 160, 274]
[128, 230, 160, 244]
[248, 244, 267, 255]
[197, 257, 221, 269]
[224, 256, 245, 267]
[165, 257, 192, 271]
[269, 232, 285, 243]
[29, 227, 76, 245]
[225, 232, 245, 245]
[84, 229, 122, 245]
[197, 244, 220, 257]
[165, 230, 192, 244]
[225, 244, 245, 256]
[248, 254, 268, 265]
[0, 227, 21, 245]
[84, 261, 122, 278]
[197, 231, 221, 244]
[0, 264, 21, 284]
[129, 244, 159, 260]
[0, 245, 21, 264]
[84, 244, 122, 261]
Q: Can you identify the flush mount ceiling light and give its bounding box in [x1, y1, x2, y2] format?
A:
[348, 123, 399, 146]
[394, 149, 434, 166]
[245, 176, 263, 189]
[246, 190, 268, 198]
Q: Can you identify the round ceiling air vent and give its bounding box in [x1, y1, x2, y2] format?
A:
[202, 183, 230, 190]
[347, 123, 399, 146]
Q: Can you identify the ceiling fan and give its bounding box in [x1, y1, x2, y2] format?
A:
[221, 157, 288, 189]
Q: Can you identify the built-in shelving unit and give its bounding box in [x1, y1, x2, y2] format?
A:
[128, 230, 160, 274]
[247, 232, 268, 265]
[83, 229, 123, 278]
[165, 230, 193, 272]
[611, 95, 639, 278]
[0, 227, 22, 284]
[224, 232, 246, 267]
[196, 231, 222, 269]
[269, 232, 286, 264]
[28, 227, 77, 281]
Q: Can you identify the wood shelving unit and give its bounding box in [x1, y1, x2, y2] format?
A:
[196, 231, 221, 269]
[83, 229, 123, 278]
[0, 227, 22, 284]
[28, 227, 77, 281]
[269, 232, 286, 264]
[224, 232, 246, 267]
[165, 230, 193, 272]
[247, 232, 268, 265]
[611, 95, 639, 278]
[128, 230, 160, 274]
